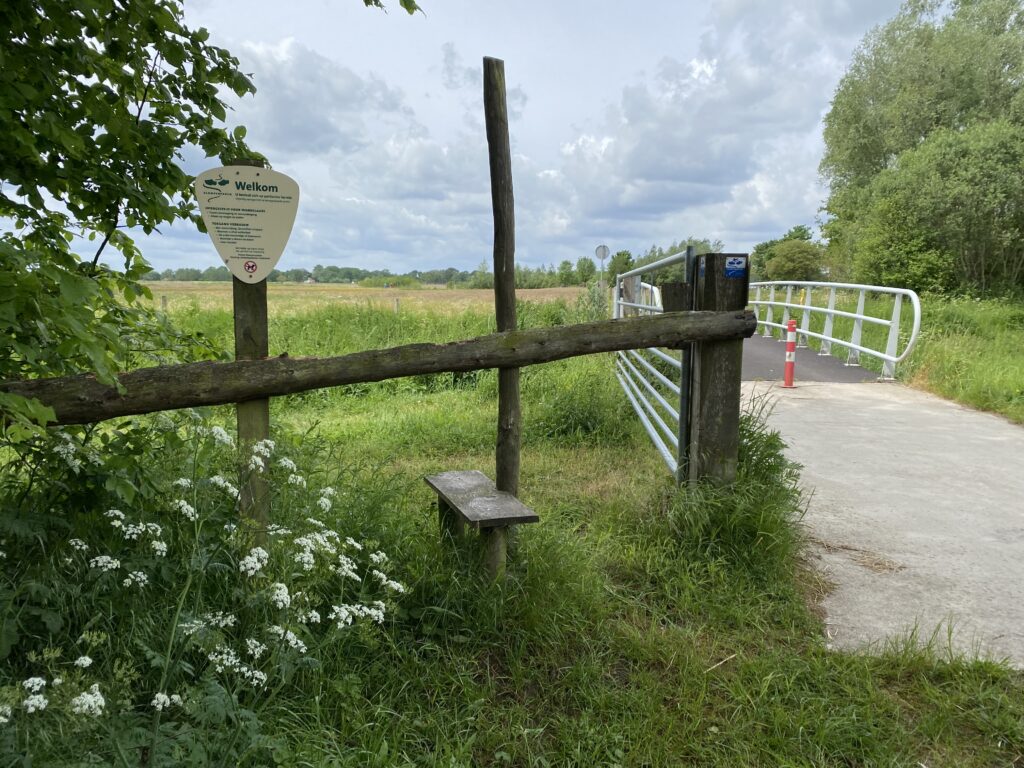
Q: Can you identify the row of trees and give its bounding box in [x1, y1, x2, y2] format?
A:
[148, 256, 603, 288]
[821, 0, 1024, 295]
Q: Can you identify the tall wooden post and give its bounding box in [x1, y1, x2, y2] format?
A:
[231, 158, 271, 526]
[483, 56, 519, 580]
[688, 253, 749, 485]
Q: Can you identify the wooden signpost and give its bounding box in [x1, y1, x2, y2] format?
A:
[194, 159, 299, 524]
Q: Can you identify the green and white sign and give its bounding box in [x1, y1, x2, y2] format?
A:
[194, 166, 300, 283]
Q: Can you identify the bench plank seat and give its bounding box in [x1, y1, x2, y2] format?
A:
[425, 470, 539, 529]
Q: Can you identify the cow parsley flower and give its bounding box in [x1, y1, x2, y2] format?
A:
[122, 571, 148, 588]
[296, 608, 321, 624]
[267, 524, 293, 537]
[151, 540, 168, 557]
[239, 547, 269, 577]
[172, 477, 192, 489]
[335, 555, 360, 580]
[89, 555, 120, 572]
[54, 435, 81, 472]
[344, 537, 363, 551]
[372, 570, 405, 593]
[151, 692, 172, 711]
[269, 582, 290, 609]
[209, 426, 234, 447]
[22, 694, 48, 713]
[317, 495, 332, 513]
[246, 638, 267, 660]
[74, 655, 93, 669]
[172, 499, 198, 522]
[209, 475, 239, 499]
[70, 684, 105, 716]
[122, 523, 146, 540]
[22, 677, 46, 693]
[104, 509, 126, 529]
[369, 551, 388, 565]
[287, 473, 306, 488]
[278, 457, 298, 472]
[0, 704, 10, 724]
[294, 550, 315, 571]
[268, 625, 307, 654]
[69, 538, 89, 552]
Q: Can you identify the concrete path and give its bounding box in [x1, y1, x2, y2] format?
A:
[741, 380, 1024, 665]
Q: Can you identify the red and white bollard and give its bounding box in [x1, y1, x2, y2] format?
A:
[783, 318, 797, 388]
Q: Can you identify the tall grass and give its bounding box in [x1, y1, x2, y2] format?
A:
[117, 293, 1024, 765]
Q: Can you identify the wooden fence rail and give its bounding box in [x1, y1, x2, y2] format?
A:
[2, 311, 756, 426]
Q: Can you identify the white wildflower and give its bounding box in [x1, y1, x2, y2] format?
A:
[294, 550, 315, 571]
[170, 694, 183, 706]
[146, 523, 162, 536]
[151, 692, 171, 711]
[335, 555, 360, 581]
[372, 569, 405, 594]
[172, 477, 192, 489]
[171, 499, 198, 522]
[245, 638, 267, 660]
[369, 551, 388, 566]
[209, 475, 239, 499]
[252, 439, 275, 456]
[344, 537, 363, 551]
[151, 540, 168, 557]
[296, 608, 321, 624]
[89, 555, 120, 572]
[278, 457, 298, 472]
[122, 571, 148, 588]
[268, 625, 307, 654]
[224, 522, 237, 534]
[22, 694, 48, 713]
[266, 524, 292, 537]
[305, 517, 326, 529]
[287, 473, 306, 488]
[70, 684, 104, 716]
[321, 487, 336, 498]
[239, 547, 269, 577]
[328, 602, 385, 627]
[269, 582, 290, 609]
[22, 677, 46, 693]
[204, 611, 237, 629]
[104, 509, 125, 529]
[248, 454, 266, 472]
[316, 496, 332, 513]
[54, 436, 81, 472]
[0, 705, 10, 724]
[123, 523, 145, 540]
[74, 655, 93, 669]
[52, 677, 63, 687]
[207, 645, 267, 686]
[209, 426, 234, 447]
[69, 538, 88, 552]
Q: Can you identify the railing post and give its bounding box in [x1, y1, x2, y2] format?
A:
[847, 290, 866, 366]
[798, 285, 813, 348]
[881, 294, 903, 380]
[688, 253, 749, 485]
[764, 285, 776, 337]
[781, 285, 793, 337]
[820, 288, 837, 356]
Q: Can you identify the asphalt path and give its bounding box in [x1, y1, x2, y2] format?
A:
[740, 337, 1024, 666]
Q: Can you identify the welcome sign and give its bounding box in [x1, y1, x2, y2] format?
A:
[194, 166, 300, 283]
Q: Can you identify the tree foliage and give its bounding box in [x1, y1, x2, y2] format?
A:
[0, 1, 422, 436]
[750, 225, 812, 280]
[821, 0, 1024, 294]
[764, 240, 824, 282]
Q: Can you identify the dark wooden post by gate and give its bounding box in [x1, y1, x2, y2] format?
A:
[687, 253, 749, 484]
[231, 157, 271, 527]
[483, 56, 519, 580]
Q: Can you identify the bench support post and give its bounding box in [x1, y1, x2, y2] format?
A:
[482, 527, 507, 581]
[438, 498, 465, 541]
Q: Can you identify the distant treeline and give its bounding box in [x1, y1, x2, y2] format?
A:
[145, 256, 601, 289]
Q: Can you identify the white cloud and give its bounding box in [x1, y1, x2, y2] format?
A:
[133, 0, 900, 274]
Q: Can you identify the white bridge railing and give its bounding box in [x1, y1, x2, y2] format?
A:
[750, 281, 921, 379]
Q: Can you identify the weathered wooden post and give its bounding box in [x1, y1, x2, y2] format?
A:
[483, 56, 519, 580]
[194, 158, 300, 525]
[687, 253, 749, 484]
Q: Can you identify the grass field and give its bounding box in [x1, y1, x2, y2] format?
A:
[117, 282, 1023, 765]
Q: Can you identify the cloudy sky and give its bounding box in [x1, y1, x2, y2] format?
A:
[143, 0, 901, 275]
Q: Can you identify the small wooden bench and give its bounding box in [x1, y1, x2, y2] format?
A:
[425, 470, 539, 579]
